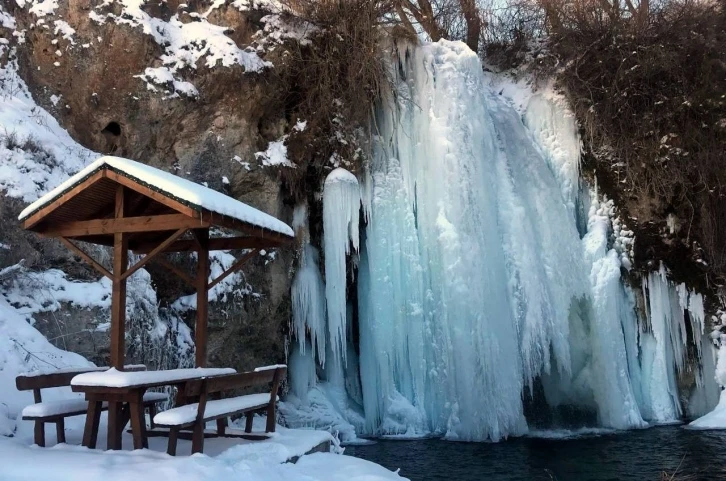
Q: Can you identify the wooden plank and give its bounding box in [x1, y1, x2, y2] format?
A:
[110, 186, 128, 371]
[155, 257, 195, 287]
[194, 229, 210, 368]
[206, 249, 258, 292]
[23, 170, 107, 230]
[120, 228, 188, 281]
[40, 214, 208, 238]
[132, 236, 285, 254]
[58, 238, 112, 279]
[105, 170, 200, 220]
[185, 370, 280, 397]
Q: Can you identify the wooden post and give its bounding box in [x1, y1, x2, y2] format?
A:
[110, 185, 128, 370]
[194, 229, 210, 368]
[109, 185, 127, 451]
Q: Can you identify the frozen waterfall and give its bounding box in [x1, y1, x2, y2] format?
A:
[283, 40, 719, 442]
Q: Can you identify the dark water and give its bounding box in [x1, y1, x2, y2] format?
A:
[346, 426, 726, 480]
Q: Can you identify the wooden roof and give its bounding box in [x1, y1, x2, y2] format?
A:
[19, 156, 294, 251]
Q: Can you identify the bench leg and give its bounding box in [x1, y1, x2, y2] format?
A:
[244, 413, 254, 433]
[191, 422, 204, 454]
[56, 419, 66, 444]
[167, 427, 179, 456]
[83, 399, 102, 449]
[266, 404, 276, 433]
[216, 418, 227, 436]
[34, 421, 45, 447]
[148, 405, 156, 430]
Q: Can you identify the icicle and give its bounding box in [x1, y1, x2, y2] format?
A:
[290, 203, 327, 365]
[291, 244, 327, 365]
[323, 168, 360, 366]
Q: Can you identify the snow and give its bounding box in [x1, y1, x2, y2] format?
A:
[689, 390, 726, 429]
[136, 67, 199, 98]
[254, 364, 287, 372]
[0, 58, 97, 203]
[87, 0, 270, 97]
[18, 155, 294, 237]
[52, 20, 76, 45]
[22, 391, 167, 418]
[20, 365, 144, 378]
[0, 414, 406, 481]
[0, 295, 93, 434]
[71, 367, 236, 388]
[154, 393, 275, 426]
[255, 138, 294, 167]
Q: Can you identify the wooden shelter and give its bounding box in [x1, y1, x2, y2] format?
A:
[19, 156, 295, 368]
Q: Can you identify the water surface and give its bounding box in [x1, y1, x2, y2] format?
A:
[346, 426, 726, 480]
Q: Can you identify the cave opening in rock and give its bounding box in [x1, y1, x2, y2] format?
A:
[101, 121, 121, 137]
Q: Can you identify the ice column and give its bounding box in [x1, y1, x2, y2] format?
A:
[323, 168, 361, 365]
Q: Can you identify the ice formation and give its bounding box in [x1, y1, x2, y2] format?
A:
[323, 168, 361, 365]
[286, 40, 719, 442]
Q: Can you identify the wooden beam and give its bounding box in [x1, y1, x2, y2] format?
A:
[39, 214, 209, 238]
[201, 211, 294, 245]
[58, 237, 112, 279]
[105, 170, 200, 220]
[207, 249, 258, 292]
[132, 236, 286, 254]
[23, 170, 107, 230]
[110, 185, 128, 371]
[121, 228, 188, 281]
[154, 257, 195, 288]
[194, 229, 210, 368]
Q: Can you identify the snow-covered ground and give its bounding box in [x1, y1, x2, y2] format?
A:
[1, 416, 405, 481]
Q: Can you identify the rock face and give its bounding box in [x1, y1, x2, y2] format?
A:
[2, 0, 300, 372]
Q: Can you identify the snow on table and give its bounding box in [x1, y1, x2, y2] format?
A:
[22, 392, 168, 418]
[18, 156, 295, 238]
[71, 368, 236, 388]
[154, 393, 276, 426]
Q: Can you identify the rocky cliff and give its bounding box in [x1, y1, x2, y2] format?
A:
[0, 0, 313, 371]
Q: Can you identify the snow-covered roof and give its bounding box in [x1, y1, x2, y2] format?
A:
[18, 156, 294, 238]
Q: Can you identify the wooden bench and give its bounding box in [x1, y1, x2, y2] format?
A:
[16, 365, 168, 447]
[153, 365, 286, 455]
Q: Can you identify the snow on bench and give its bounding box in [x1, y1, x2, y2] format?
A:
[20, 364, 147, 377]
[71, 367, 236, 388]
[22, 392, 168, 419]
[154, 393, 276, 426]
[253, 364, 287, 372]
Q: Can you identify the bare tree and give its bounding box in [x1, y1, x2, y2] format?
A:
[395, 0, 483, 52]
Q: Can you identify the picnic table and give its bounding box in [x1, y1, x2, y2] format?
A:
[70, 367, 235, 450]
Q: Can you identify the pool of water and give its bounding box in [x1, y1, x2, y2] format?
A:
[345, 426, 726, 480]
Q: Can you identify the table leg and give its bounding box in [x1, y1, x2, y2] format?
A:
[107, 401, 124, 450]
[56, 418, 66, 444]
[129, 391, 148, 450]
[83, 398, 102, 449]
